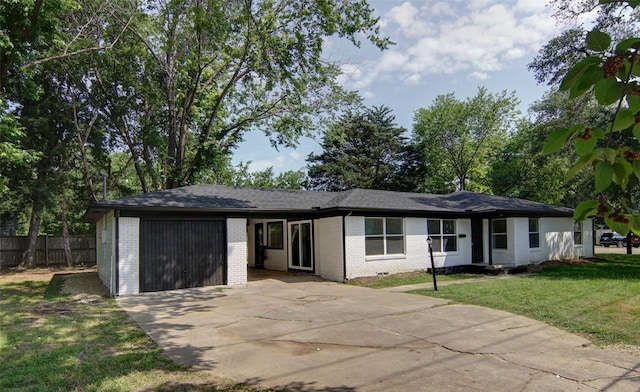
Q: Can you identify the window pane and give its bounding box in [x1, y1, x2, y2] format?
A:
[365, 237, 384, 255]
[427, 220, 440, 235]
[529, 218, 538, 233]
[443, 220, 456, 234]
[365, 218, 383, 235]
[268, 222, 283, 248]
[574, 222, 583, 231]
[492, 219, 506, 234]
[529, 233, 539, 248]
[301, 223, 312, 267]
[431, 237, 442, 252]
[574, 232, 583, 245]
[291, 225, 300, 266]
[493, 234, 507, 249]
[386, 236, 404, 254]
[386, 218, 403, 235]
[443, 235, 457, 252]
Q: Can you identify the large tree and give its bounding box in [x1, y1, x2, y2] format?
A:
[533, 0, 640, 236]
[489, 91, 603, 206]
[411, 87, 519, 192]
[87, 0, 389, 190]
[307, 106, 409, 191]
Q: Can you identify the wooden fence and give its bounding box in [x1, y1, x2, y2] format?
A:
[0, 235, 96, 268]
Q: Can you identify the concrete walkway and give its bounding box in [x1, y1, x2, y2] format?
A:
[118, 272, 640, 391]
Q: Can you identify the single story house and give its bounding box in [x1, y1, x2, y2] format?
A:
[83, 184, 593, 295]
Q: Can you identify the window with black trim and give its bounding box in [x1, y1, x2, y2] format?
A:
[492, 219, 507, 249]
[267, 221, 283, 249]
[529, 218, 539, 248]
[365, 218, 405, 256]
[574, 222, 583, 245]
[427, 219, 457, 252]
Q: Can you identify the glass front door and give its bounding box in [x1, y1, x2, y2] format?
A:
[289, 221, 313, 270]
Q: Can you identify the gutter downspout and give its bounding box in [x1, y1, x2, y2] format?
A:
[114, 209, 120, 296]
[488, 217, 493, 266]
[342, 211, 351, 282]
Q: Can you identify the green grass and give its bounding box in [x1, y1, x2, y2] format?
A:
[0, 274, 277, 392]
[348, 271, 480, 289]
[409, 254, 640, 347]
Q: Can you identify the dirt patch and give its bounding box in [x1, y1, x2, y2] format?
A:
[0, 266, 108, 299]
[0, 266, 96, 282]
[59, 271, 108, 297]
[347, 271, 426, 286]
[539, 258, 599, 267]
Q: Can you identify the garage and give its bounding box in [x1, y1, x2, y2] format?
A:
[139, 219, 227, 292]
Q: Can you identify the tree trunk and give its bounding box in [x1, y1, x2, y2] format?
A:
[61, 197, 74, 267]
[20, 194, 44, 268]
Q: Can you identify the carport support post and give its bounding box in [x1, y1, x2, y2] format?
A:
[427, 237, 437, 291]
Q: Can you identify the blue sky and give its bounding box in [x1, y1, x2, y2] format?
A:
[233, 0, 566, 174]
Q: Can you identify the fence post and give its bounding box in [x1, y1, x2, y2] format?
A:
[45, 235, 49, 267]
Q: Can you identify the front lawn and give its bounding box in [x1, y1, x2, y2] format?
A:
[410, 255, 640, 347]
[0, 271, 272, 392]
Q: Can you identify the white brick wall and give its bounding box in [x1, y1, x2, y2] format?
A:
[118, 217, 140, 295]
[496, 217, 594, 266]
[344, 216, 476, 279]
[344, 216, 427, 279]
[96, 211, 115, 295]
[315, 217, 344, 281]
[227, 218, 247, 285]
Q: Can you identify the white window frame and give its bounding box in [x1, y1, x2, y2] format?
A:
[364, 217, 405, 256]
[529, 218, 540, 249]
[574, 221, 583, 246]
[492, 219, 508, 250]
[427, 219, 458, 253]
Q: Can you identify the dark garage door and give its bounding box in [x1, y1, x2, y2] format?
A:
[140, 220, 227, 292]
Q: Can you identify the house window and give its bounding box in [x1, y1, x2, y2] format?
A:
[492, 219, 507, 249]
[267, 221, 283, 249]
[529, 218, 540, 248]
[574, 222, 583, 245]
[365, 218, 405, 256]
[427, 219, 457, 252]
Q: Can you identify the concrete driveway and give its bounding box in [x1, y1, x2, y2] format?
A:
[118, 271, 640, 391]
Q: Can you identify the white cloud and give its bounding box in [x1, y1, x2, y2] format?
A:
[248, 151, 304, 172]
[514, 0, 548, 13]
[471, 71, 489, 80]
[338, 1, 559, 90]
[386, 2, 433, 37]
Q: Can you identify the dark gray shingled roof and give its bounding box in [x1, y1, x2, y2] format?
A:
[84, 184, 574, 222]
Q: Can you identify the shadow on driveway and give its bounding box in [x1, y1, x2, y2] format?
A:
[118, 271, 640, 391]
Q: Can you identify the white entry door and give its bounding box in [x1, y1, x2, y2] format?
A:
[289, 221, 313, 271]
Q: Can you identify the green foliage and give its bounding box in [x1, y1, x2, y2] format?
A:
[108, 0, 390, 189]
[545, 0, 640, 235]
[0, 0, 388, 237]
[412, 87, 519, 192]
[490, 91, 599, 206]
[307, 105, 409, 191]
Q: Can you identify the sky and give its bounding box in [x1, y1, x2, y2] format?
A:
[232, 0, 567, 174]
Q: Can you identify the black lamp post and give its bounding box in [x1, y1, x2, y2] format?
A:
[427, 236, 438, 291]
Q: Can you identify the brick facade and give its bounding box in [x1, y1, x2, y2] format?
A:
[226, 218, 247, 285]
[315, 216, 344, 281]
[118, 217, 140, 295]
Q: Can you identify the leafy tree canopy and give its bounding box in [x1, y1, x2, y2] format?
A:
[411, 87, 519, 192]
[307, 105, 409, 191]
[539, 0, 640, 235]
